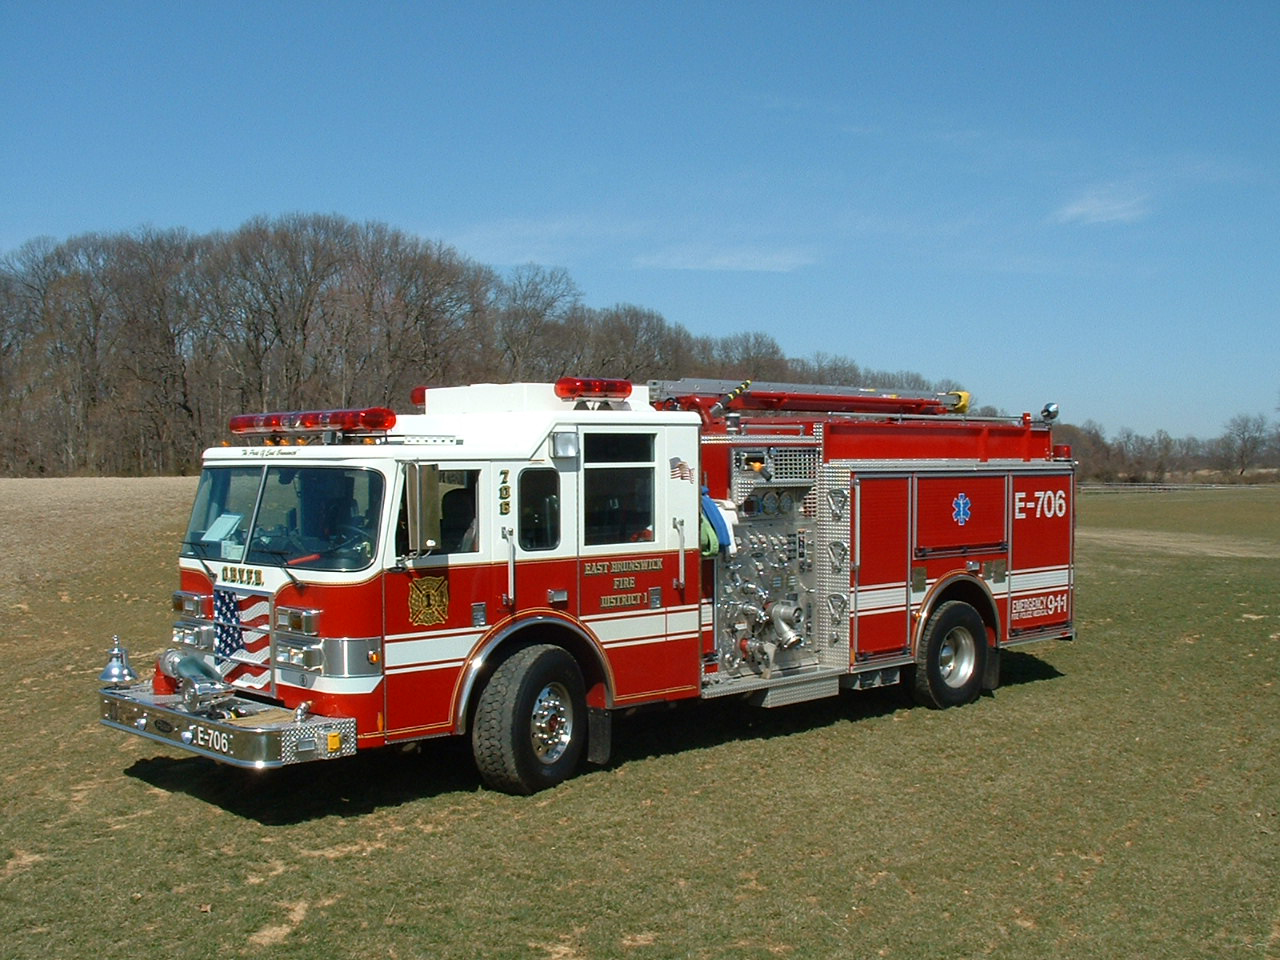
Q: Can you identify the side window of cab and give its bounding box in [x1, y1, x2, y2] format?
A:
[519, 468, 560, 550]
[582, 433, 654, 545]
[396, 469, 481, 556]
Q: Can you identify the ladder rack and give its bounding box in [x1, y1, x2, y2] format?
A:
[648, 378, 971, 419]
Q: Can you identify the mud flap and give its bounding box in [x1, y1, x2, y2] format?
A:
[587, 706, 612, 765]
[983, 645, 1002, 691]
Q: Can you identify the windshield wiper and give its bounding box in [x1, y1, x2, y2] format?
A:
[180, 541, 217, 580]
[254, 550, 305, 589]
[181, 539, 212, 557]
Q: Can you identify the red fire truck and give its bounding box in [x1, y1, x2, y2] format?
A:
[99, 377, 1075, 793]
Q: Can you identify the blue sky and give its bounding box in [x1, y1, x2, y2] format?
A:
[2, 1, 1276, 438]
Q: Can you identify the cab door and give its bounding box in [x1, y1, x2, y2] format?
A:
[851, 474, 912, 659]
[382, 465, 491, 740]
[495, 457, 580, 617]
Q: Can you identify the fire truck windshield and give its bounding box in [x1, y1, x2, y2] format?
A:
[182, 465, 385, 571]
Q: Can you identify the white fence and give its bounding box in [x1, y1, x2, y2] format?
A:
[1078, 482, 1274, 494]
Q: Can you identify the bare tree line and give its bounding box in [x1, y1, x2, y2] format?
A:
[1054, 413, 1280, 483]
[3, 213, 1275, 480]
[1, 213, 962, 477]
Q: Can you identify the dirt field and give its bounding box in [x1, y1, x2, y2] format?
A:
[0, 477, 196, 679]
[0, 477, 196, 601]
[1075, 527, 1280, 558]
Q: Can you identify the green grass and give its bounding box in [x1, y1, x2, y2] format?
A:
[2, 482, 1277, 958]
[1079, 484, 1280, 541]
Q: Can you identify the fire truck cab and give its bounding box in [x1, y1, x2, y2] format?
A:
[100, 377, 1075, 794]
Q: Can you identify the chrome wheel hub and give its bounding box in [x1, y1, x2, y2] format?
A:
[530, 682, 574, 763]
[938, 627, 977, 688]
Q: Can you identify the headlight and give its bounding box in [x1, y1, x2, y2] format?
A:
[274, 641, 324, 670]
[171, 622, 215, 649]
[274, 607, 320, 635]
[172, 591, 210, 617]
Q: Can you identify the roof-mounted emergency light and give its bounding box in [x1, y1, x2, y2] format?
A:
[228, 407, 397, 436]
[554, 377, 633, 401]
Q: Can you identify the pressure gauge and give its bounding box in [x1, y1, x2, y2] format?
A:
[761, 491, 779, 516]
[779, 491, 795, 514]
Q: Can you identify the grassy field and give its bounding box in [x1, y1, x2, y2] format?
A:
[2, 480, 1277, 959]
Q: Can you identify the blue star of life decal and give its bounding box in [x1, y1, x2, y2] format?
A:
[952, 493, 972, 526]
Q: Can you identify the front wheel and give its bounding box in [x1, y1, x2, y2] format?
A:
[471, 645, 587, 794]
[913, 601, 988, 709]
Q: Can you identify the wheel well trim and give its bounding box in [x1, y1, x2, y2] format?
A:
[452, 611, 615, 734]
[912, 573, 1002, 655]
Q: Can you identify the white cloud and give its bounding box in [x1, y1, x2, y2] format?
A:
[445, 217, 817, 276]
[633, 244, 815, 273]
[444, 216, 645, 267]
[1052, 185, 1151, 225]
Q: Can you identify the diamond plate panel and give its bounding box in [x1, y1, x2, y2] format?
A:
[814, 463, 852, 666]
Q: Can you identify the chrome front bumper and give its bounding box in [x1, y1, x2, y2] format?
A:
[99, 685, 358, 768]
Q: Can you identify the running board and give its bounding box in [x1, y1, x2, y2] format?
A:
[751, 675, 840, 708]
[701, 668, 846, 707]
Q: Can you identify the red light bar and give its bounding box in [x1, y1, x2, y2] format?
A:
[228, 407, 397, 436]
[554, 377, 633, 401]
[409, 385, 428, 407]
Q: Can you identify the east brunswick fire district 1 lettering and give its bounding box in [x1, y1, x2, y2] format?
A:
[584, 557, 663, 609]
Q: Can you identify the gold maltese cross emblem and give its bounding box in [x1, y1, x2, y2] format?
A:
[408, 576, 449, 626]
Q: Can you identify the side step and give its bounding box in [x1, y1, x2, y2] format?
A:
[840, 666, 903, 692]
[749, 675, 840, 708]
[701, 668, 845, 707]
[702, 664, 906, 708]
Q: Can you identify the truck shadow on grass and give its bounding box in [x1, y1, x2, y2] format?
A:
[125, 649, 1062, 824]
[124, 736, 482, 825]
[999, 647, 1066, 686]
[608, 649, 1063, 765]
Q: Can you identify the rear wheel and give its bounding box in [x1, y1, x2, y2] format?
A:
[471, 644, 587, 794]
[913, 601, 987, 708]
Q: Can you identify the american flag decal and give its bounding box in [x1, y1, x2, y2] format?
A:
[213, 588, 272, 689]
[669, 457, 694, 482]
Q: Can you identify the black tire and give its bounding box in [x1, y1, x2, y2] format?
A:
[471, 644, 587, 794]
[912, 600, 988, 709]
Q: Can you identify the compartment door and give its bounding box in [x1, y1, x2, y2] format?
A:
[851, 475, 912, 660]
